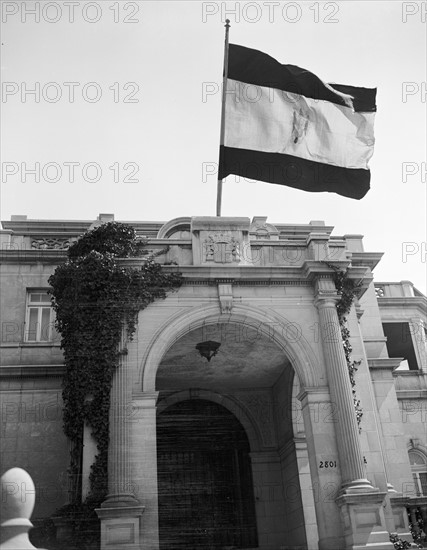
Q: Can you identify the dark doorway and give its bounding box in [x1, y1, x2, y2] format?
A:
[157, 399, 258, 549]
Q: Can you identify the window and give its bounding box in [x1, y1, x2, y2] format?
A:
[383, 322, 419, 370]
[25, 291, 57, 342]
[409, 450, 427, 496]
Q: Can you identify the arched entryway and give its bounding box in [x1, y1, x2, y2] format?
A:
[156, 399, 258, 549]
[142, 319, 318, 549]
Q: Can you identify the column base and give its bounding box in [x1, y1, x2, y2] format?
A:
[340, 479, 378, 495]
[95, 504, 145, 550]
[336, 492, 394, 550]
[100, 492, 140, 508]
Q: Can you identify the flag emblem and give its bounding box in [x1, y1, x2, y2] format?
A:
[292, 108, 310, 144]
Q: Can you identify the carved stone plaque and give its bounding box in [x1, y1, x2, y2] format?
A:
[204, 233, 240, 264]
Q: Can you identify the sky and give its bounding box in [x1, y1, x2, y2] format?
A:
[1, 1, 426, 292]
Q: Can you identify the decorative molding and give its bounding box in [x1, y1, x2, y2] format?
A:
[237, 280, 312, 286]
[375, 286, 385, 298]
[218, 283, 233, 314]
[180, 279, 312, 286]
[313, 276, 339, 308]
[31, 237, 76, 250]
[181, 280, 215, 286]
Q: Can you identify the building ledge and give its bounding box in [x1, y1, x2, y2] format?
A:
[1, 342, 61, 348]
[0, 364, 65, 378]
[377, 297, 427, 316]
[351, 251, 383, 271]
[396, 389, 427, 399]
[368, 358, 403, 371]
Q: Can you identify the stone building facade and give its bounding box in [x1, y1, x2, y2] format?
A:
[0, 213, 426, 550]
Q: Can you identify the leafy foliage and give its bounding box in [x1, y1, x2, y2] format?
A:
[389, 533, 412, 549]
[31, 505, 99, 550]
[389, 507, 425, 549]
[67, 222, 146, 259]
[48, 222, 182, 507]
[408, 507, 426, 548]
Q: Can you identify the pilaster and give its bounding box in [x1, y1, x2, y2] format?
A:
[96, 335, 144, 550]
[130, 391, 160, 550]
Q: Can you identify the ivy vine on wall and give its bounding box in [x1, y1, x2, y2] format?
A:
[48, 222, 182, 510]
[325, 263, 363, 431]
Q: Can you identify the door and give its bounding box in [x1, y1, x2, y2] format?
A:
[157, 399, 258, 549]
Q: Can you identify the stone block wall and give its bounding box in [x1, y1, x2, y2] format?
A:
[0, 382, 69, 518]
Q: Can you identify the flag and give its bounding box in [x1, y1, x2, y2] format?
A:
[218, 44, 377, 199]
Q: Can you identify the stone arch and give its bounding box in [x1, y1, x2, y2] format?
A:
[157, 217, 191, 239]
[156, 389, 263, 452]
[139, 302, 322, 391]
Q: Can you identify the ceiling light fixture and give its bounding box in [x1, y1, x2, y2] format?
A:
[195, 340, 221, 362]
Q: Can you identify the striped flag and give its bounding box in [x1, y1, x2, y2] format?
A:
[218, 44, 376, 199]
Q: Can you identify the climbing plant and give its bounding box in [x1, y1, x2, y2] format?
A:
[48, 222, 182, 508]
[325, 264, 363, 431]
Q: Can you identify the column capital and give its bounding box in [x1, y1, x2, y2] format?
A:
[297, 385, 331, 404]
[132, 391, 159, 408]
[314, 292, 340, 310]
[314, 276, 339, 309]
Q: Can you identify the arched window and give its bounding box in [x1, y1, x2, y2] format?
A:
[409, 450, 427, 496]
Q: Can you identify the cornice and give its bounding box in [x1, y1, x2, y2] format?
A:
[1, 219, 164, 235]
[1, 220, 92, 233]
[350, 252, 384, 271]
[273, 223, 334, 236]
[0, 250, 68, 263]
[157, 264, 315, 284]
[301, 259, 350, 280]
[377, 296, 427, 312]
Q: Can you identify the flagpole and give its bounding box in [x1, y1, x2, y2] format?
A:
[216, 19, 230, 217]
